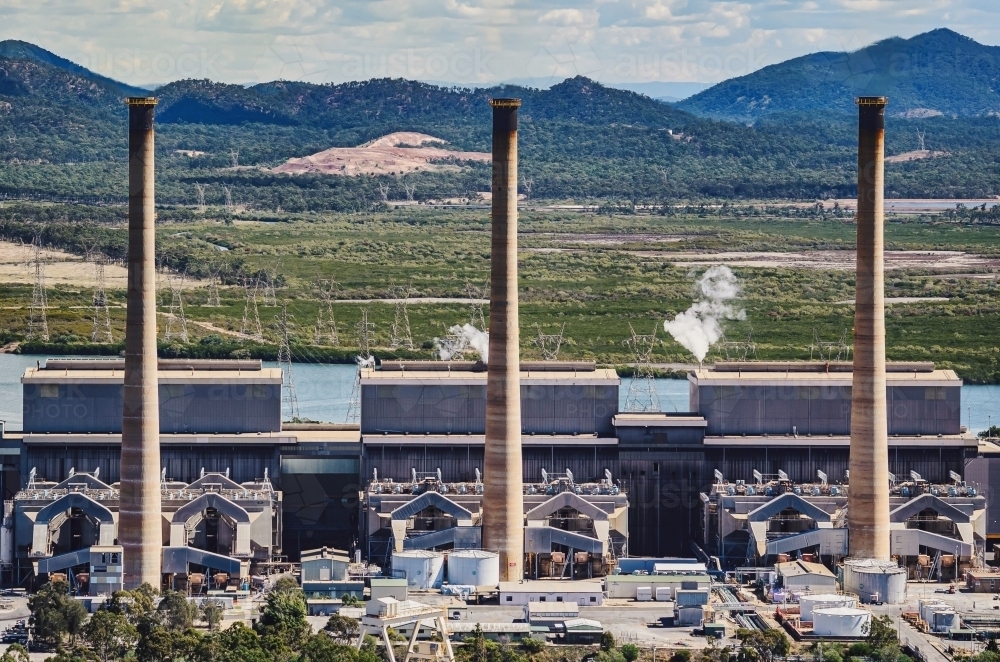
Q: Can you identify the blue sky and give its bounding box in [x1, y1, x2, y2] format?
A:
[1, 0, 998, 88]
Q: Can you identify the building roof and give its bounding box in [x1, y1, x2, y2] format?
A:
[612, 414, 707, 428]
[22, 366, 283, 385]
[526, 602, 581, 614]
[301, 547, 351, 563]
[563, 618, 604, 630]
[363, 434, 615, 447]
[501, 581, 602, 594]
[362, 367, 618, 387]
[690, 366, 960, 388]
[371, 578, 408, 587]
[606, 573, 709, 583]
[776, 560, 836, 579]
[449, 622, 532, 634]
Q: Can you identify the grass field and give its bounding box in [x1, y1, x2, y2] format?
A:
[2, 205, 998, 382]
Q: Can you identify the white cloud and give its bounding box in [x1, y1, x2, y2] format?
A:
[0, 0, 997, 86]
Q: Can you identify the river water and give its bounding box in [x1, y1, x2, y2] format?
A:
[0, 354, 996, 433]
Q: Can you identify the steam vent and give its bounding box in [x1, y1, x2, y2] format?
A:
[482, 98, 524, 581]
[847, 96, 891, 562]
[120, 97, 163, 589]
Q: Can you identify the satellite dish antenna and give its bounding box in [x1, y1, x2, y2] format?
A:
[541, 469, 548, 483]
[373, 468, 379, 483]
[474, 468, 481, 483]
[605, 468, 612, 482]
[910, 470, 923, 482]
[94, 467, 100, 479]
[753, 469, 763, 485]
[777, 470, 789, 481]
[68, 467, 75, 478]
[714, 469, 725, 484]
[816, 470, 828, 486]
[949, 470, 962, 484]
[411, 468, 417, 483]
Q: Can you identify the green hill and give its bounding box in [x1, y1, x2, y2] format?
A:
[677, 29, 1000, 122]
[1, 38, 1000, 205]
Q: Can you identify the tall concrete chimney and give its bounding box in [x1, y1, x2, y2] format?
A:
[120, 97, 162, 589]
[482, 98, 524, 581]
[848, 96, 890, 560]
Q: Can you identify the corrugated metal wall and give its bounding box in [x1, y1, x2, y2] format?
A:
[361, 385, 617, 436]
[23, 383, 281, 434]
[23, 443, 280, 486]
[699, 385, 961, 436]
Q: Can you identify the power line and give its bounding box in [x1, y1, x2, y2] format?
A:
[389, 280, 413, 350]
[275, 302, 300, 421]
[465, 280, 487, 330]
[347, 306, 376, 423]
[314, 279, 339, 346]
[622, 323, 660, 412]
[27, 235, 49, 341]
[240, 274, 264, 343]
[163, 271, 189, 343]
[533, 323, 565, 361]
[91, 255, 113, 344]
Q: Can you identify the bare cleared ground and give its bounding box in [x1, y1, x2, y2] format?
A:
[638, 249, 1000, 272]
[885, 149, 950, 163]
[0, 241, 209, 288]
[273, 132, 490, 177]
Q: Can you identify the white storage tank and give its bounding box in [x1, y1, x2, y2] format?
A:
[655, 586, 672, 602]
[843, 559, 907, 604]
[919, 599, 949, 625]
[800, 594, 855, 622]
[813, 607, 871, 637]
[636, 586, 652, 602]
[933, 610, 959, 633]
[447, 550, 500, 587]
[393, 550, 445, 590]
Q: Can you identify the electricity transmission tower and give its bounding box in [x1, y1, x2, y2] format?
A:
[260, 263, 279, 307]
[403, 182, 416, 201]
[91, 257, 113, 344]
[164, 271, 189, 343]
[194, 183, 206, 211]
[622, 323, 660, 412]
[810, 328, 852, 361]
[223, 185, 234, 215]
[28, 236, 49, 341]
[240, 275, 264, 342]
[916, 129, 926, 151]
[275, 302, 300, 421]
[465, 280, 487, 329]
[347, 307, 376, 423]
[533, 323, 565, 361]
[206, 265, 222, 307]
[314, 279, 339, 346]
[229, 149, 240, 168]
[389, 281, 413, 350]
[717, 327, 756, 362]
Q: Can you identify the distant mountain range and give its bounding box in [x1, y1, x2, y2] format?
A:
[677, 29, 1000, 122]
[2, 32, 1000, 203]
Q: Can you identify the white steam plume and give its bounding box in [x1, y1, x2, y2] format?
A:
[663, 265, 745, 363]
[434, 324, 489, 363]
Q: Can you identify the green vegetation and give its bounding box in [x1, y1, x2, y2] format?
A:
[2, 201, 999, 382]
[5, 38, 1000, 205]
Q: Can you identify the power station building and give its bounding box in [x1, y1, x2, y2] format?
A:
[0, 355, 988, 587]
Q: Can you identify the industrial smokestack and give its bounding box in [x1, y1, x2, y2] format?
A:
[482, 98, 524, 581]
[848, 96, 890, 560]
[120, 97, 163, 588]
